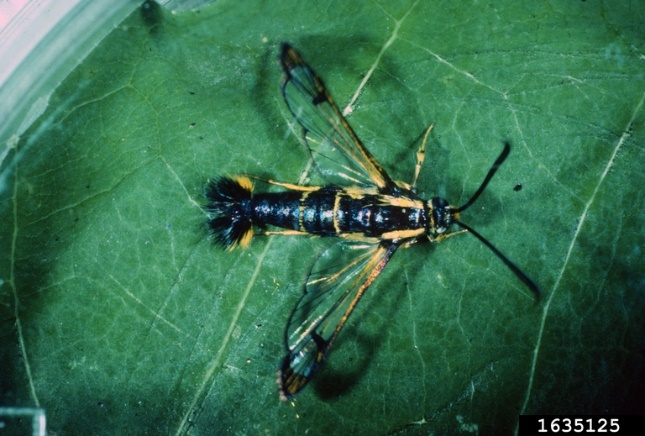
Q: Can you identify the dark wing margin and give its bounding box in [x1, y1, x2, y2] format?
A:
[280, 43, 396, 191]
[278, 240, 400, 399]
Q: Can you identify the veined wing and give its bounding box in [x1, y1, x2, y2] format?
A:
[280, 43, 396, 191]
[278, 240, 400, 399]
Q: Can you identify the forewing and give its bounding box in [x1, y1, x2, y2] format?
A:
[280, 43, 395, 190]
[278, 240, 399, 399]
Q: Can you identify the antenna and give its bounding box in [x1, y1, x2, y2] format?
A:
[452, 142, 540, 301]
[453, 142, 510, 213]
[454, 220, 540, 300]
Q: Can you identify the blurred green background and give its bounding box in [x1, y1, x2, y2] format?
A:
[1, 0, 643, 433]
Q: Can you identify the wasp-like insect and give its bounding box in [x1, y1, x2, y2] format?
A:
[205, 43, 539, 400]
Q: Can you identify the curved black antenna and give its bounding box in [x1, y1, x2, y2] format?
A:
[454, 219, 540, 301]
[453, 142, 511, 213]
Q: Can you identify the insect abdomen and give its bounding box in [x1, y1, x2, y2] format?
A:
[252, 188, 340, 236]
[206, 178, 428, 248]
[251, 191, 308, 231]
[255, 188, 427, 238]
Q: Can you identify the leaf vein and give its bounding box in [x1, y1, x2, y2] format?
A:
[516, 88, 645, 429]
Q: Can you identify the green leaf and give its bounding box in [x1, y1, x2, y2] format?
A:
[2, 1, 644, 433]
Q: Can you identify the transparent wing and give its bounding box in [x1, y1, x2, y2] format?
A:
[280, 43, 395, 191]
[278, 240, 399, 399]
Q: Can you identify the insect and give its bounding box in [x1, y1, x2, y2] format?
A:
[204, 43, 539, 400]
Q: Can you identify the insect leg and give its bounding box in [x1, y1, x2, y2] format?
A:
[247, 175, 321, 192]
[263, 230, 313, 236]
[431, 228, 468, 243]
[410, 123, 434, 189]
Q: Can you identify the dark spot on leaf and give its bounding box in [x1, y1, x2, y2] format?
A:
[514, 183, 522, 192]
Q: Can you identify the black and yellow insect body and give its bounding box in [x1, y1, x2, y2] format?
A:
[207, 180, 448, 243]
[205, 43, 539, 400]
